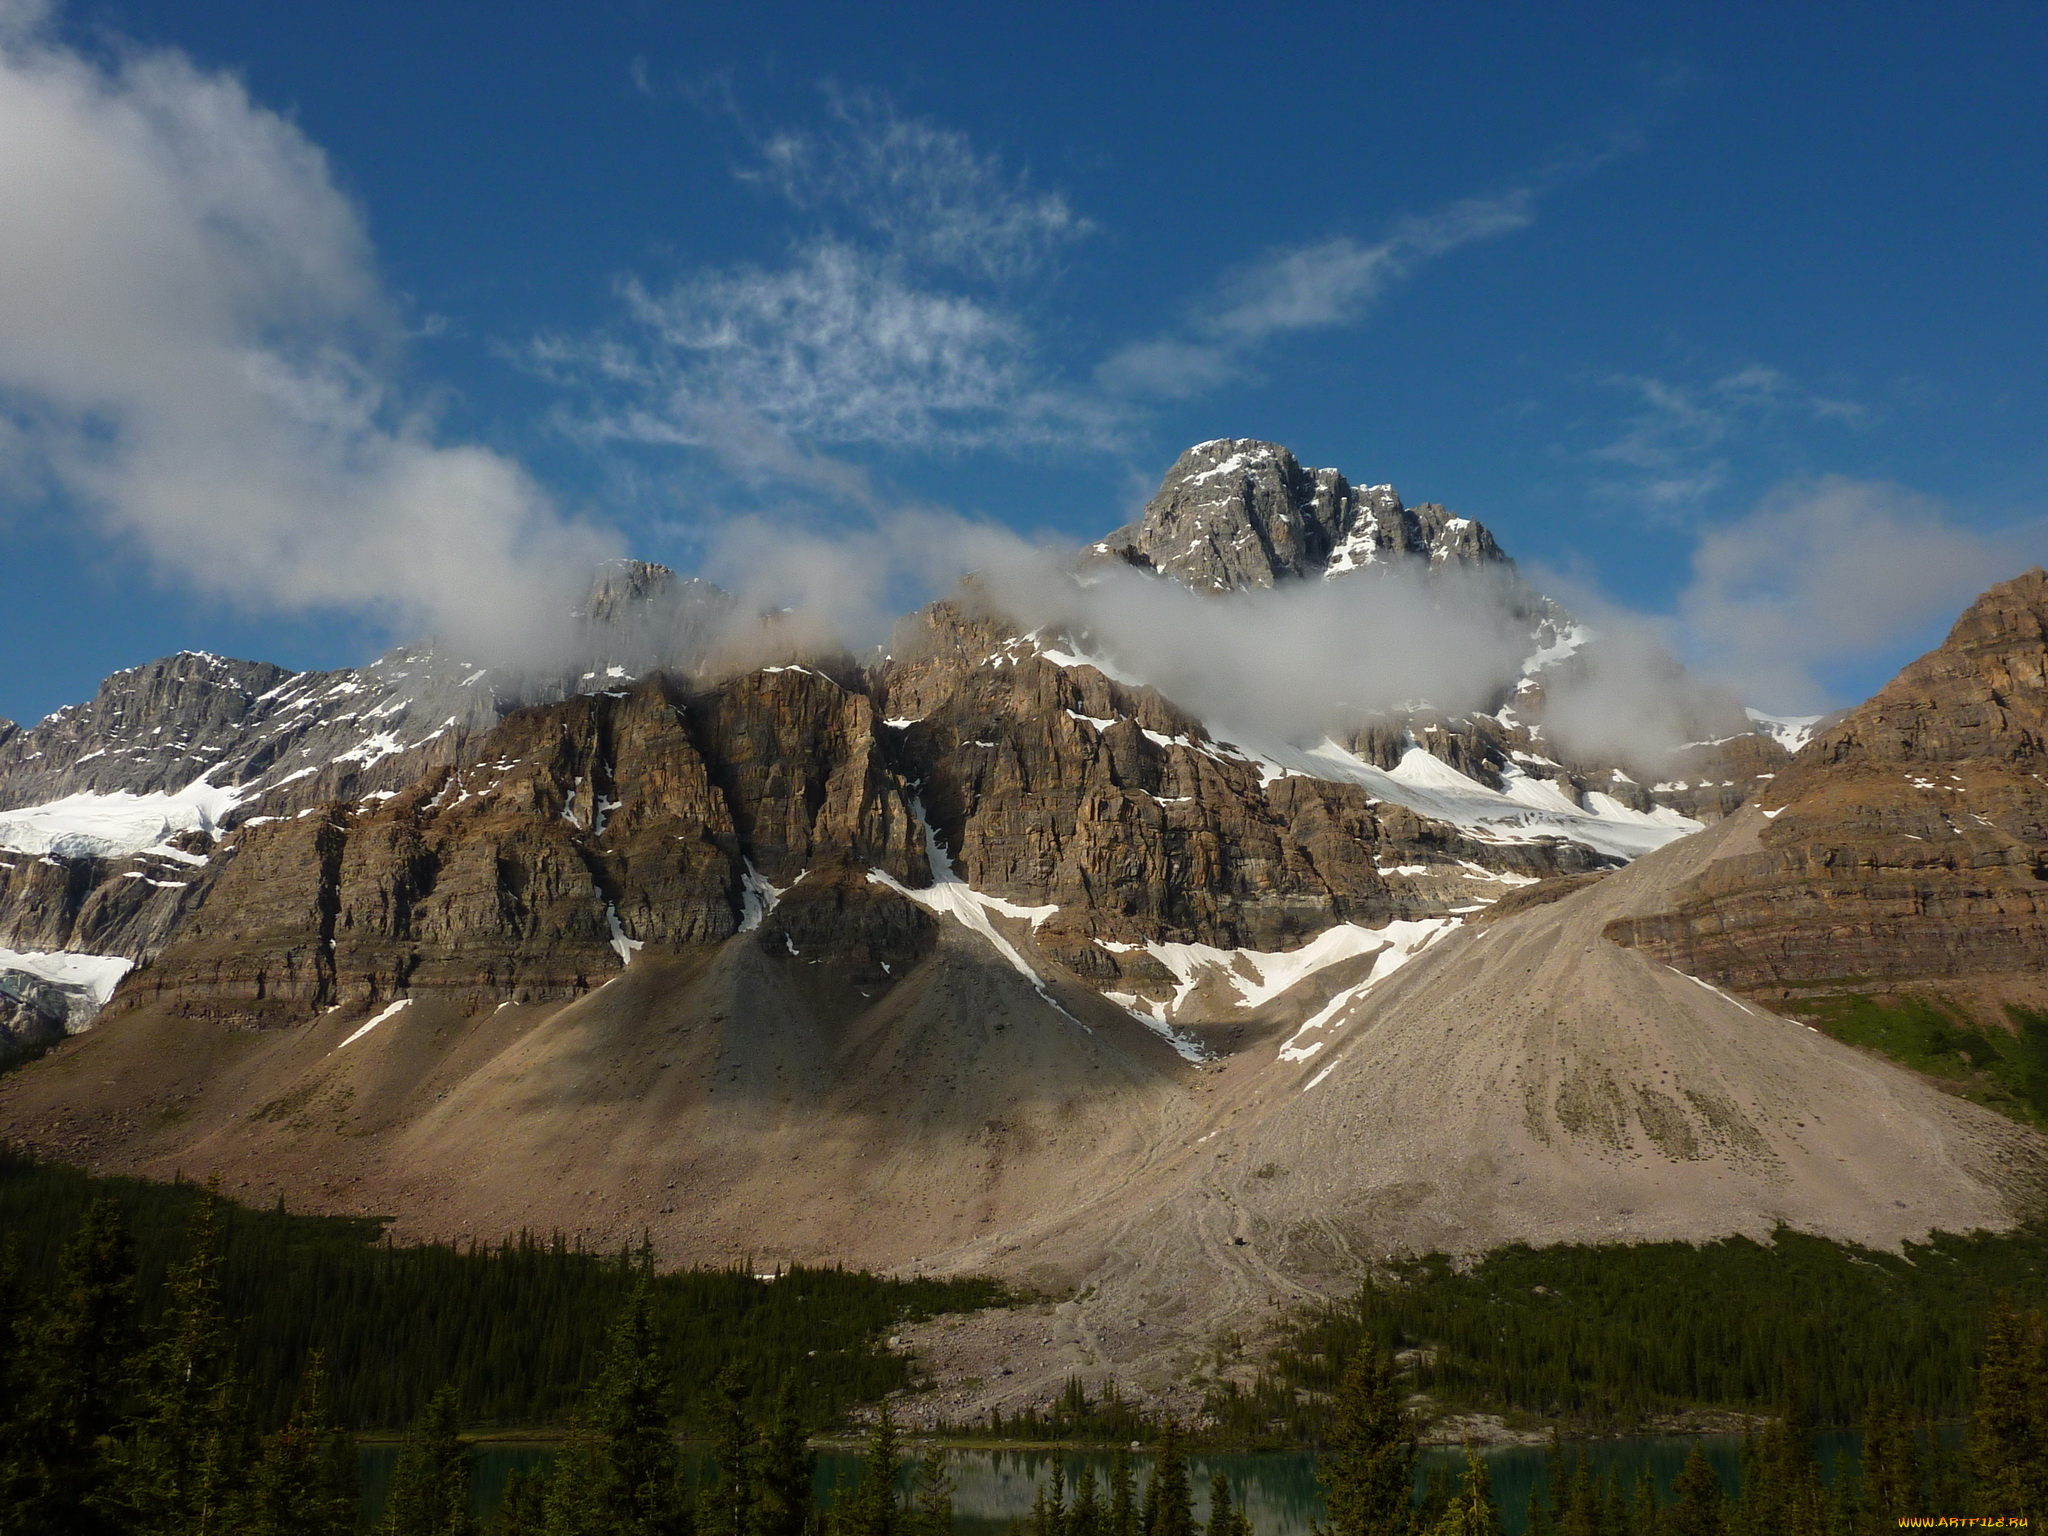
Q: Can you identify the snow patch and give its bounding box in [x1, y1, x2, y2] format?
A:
[336, 997, 410, 1051]
[1746, 708, 1825, 754]
[605, 905, 643, 966]
[868, 800, 1089, 1032]
[1276, 918, 1461, 1066]
[0, 947, 133, 1010]
[738, 862, 787, 933]
[0, 772, 248, 861]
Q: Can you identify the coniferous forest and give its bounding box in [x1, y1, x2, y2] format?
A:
[2, 1151, 2046, 1533]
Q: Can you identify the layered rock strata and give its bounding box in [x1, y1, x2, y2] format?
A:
[1607, 569, 2048, 1001]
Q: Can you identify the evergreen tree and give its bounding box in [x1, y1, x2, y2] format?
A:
[1312, 1351, 1414, 1536]
[1038, 1460, 1067, 1536]
[1968, 1300, 2047, 1522]
[1, 1194, 139, 1536]
[1425, 1451, 1502, 1536]
[554, 1282, 691, 1536]
[1205, 1472, 1248, 1536]
[123, 1184, 252, 1536]
[1732, 1397, 1823, 1536]
[1554, 1455, 1598, 1536]
[491, 1469, 547, 1536]
[1108, 1449, 1136, 1536]
[704, 1366, 755, 1536]
[1857, 1388, 1922, 1531]
[379, 1386, 477, 1536]
[1666, 1444, 1724, 1536]
[752, 1375, 815, 1536]
[907, 1448, 952, 1536]
[1410, 1467, 1456, 1536]
[834, 1404, 901, 1536]
[1141, 1422, 1193, 1536]
[233, 1353, 356, 1536]
[1069, 1466, 1103, 1536]
[1925, 1428, 1967, 1522]
[1627, 1470, 1656, 1536]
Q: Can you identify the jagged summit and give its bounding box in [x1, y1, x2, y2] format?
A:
[1097, 438, 1505, 591]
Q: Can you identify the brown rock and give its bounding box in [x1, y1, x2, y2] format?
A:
[1606, 569, 2048, 1000]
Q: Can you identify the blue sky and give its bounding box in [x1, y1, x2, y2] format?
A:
[2, 0, 2045, 723]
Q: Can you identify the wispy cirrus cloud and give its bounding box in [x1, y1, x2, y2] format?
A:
[1589, 364, 1867, 508]
[740, 85, 1089, 283]
[1096, 139, 1634, 401]
[539, 86, 1109, 461]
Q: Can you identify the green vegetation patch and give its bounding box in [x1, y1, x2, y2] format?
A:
[1789, 994, 2048, 1128]
[0, 1146, 1007, 1433]
[1210, 1223, 2048, 1445]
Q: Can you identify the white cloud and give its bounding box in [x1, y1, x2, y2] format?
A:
[551, 90, 1108, 460]
[1590, 366, 1868, 509]
[553, 242, 1060, 452]
[1677, 477, 2040, 711]
[0, 10, 616, 663]
[1098, 170, 1579, 400]
[741, 85, 1088, 283]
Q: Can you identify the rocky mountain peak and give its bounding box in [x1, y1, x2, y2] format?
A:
[1097, 438, 1508, 591]
[581, 558, 677, 624]
[1784, 566, 2048, 780]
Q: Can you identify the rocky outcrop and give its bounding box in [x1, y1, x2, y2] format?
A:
[1098, 439, 1508, 589]
[1605, 569, 2048, 1000]
[109, 667, 933, 1025]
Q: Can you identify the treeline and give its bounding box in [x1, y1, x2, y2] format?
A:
[1210, 1224, 2048, 1442]
[0, 1147, 1002, 1430]
[1308, 1307, 2048, 1534]
[952, 1376, 1156, 1445]
[1794, 995, 2048, 1130]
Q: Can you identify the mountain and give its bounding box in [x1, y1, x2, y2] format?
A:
[0, 440, 2039, 1421]
[1607, 568, 2048, 1014]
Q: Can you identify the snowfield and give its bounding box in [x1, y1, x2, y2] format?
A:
[0, 773, 246, 860]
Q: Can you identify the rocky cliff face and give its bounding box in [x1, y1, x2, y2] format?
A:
[0, 439, 1794, 1044]
[1606, 568, 2048, 1002]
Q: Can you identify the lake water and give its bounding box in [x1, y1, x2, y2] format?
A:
[360, 1433, 1866, 1536]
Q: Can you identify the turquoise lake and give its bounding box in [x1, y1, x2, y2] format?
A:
[360, 1433, 1867, 1536]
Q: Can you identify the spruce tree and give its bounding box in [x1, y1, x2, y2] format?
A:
[1141, 1422, 1193, 1536]
[233, 1354, 356, 1536]
[1312, 1352, 1413, 1536]
[1, 1194, 139, 1536]
[1035, 1460, 1067, 1536]
[1425, 1451, 1502, 1536]
[1734, 1397, 1823, 1536]
[565, 1281, 690, 1536]
[1858, 1388, 1922, 1531]
[1108, 1449, 1136, 1536]
[835, 1403, 901, 1536]
[907, 1448, 952, 1536]
[1554, 1456, 1597, 1536]
[1969, 1300, 2047, 1522]
[379, 1386, 477, 1536]
[1628, 1469, 1656, 1536]
[491, 1469, 548, 1536]
[705, 1366, 755, 1536]
[1666, 1444, 1724, 1536]
[752, 1375, 815, 1536]
[1205, 1472, 1247, 1536]
[1069, 1465, 1103, 1536]
[124, 1184, 251, 1536]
